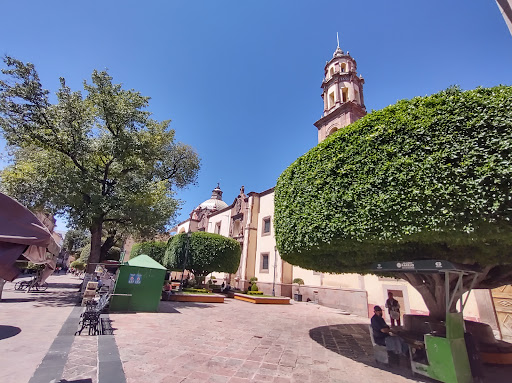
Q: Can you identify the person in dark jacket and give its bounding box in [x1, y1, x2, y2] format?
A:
[371, 305, 408, 355]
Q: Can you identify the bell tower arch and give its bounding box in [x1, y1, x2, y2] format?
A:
[314, 40, 367, 143]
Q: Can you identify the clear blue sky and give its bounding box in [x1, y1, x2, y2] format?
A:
[1, 1, 511, 232]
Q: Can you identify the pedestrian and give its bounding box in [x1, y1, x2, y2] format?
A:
[385, 292, 401, 327]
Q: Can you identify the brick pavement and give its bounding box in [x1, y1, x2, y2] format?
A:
[0, 273, 80, 383]
[2, 275, 511, 382]
[112, 300, 424, 383]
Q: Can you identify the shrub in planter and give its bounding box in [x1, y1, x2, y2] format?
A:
[251, 283, 259, 291]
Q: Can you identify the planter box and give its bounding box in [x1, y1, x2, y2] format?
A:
[168, 293, 224, 303]
[294, 293, 302, 302]
[234, 293, 290, 305]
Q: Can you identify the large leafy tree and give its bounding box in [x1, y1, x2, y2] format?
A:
[164, 232, 241, 285]
[275, 85, 512, 320]
[0, 57, 200, 273]
[63, 229, 90, 253]
[130, 241, 167, 265]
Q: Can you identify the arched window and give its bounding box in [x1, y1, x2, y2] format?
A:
[329, 67, 334, 77]
[327, 126, 339, 136]
[341, 63, 347, 72]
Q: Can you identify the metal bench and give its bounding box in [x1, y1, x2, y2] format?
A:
[75, 293, 111, 336]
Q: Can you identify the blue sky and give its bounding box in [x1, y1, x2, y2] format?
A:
[1, 1, 511, 232]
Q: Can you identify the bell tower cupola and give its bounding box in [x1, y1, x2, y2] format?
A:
[314, 37, 367, 143]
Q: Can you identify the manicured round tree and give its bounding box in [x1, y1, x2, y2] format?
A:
[275, 85, 512, 320]
[130, 241, 167, 264]
[164, 232, 241, 286]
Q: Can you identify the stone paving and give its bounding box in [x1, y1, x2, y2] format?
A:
[112, 299, 422, 383]
[2, 274, 512, 382]
[0, 273, 79, 383]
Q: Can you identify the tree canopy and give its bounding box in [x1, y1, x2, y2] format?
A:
[0, 57, 200, 272]
[275, 86, 512, 318]
[130, 241, 167, 265]
[164, 232, 241, 283]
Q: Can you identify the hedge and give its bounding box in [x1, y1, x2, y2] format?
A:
[275, 86, 512, 273]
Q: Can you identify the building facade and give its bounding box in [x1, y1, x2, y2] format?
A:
[174, 44, 496, 326]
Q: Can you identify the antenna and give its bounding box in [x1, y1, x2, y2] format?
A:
[337, 32, 340, 48]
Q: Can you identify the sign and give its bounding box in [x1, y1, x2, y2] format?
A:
[128, 273, 142, 284]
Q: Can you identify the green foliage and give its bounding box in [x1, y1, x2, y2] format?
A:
[275, 86, 512, 281]
[70, 260, 86, 270]
[247, 290, 264, 295]
[26, 262, 45, 271]
[130, 241, 167, 264]
[249, 277, 258, 283]
[79, 244, 91, 262]
[164, 232, 241, 280]
[292, 278, 304, 285]
[251, 283, 259, 291]
[63, 229, 90, 252]
[0, 57, 200, 271]
[183, 288, 209, 294]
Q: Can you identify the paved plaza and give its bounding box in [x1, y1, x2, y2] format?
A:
[0, 274, 511, 383]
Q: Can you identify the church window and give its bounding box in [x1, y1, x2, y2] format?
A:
[262, 216, 271, 236]
[329, 92, 335, 108]
[341, 63, 347, 72]
[261, 253, 269, 272]
[214, 221, 221, 234]
[327, 127, 338, 137]
[342, 88, 348, 103]
[355, 89, 360, 104]
[329, 67, 334, 77]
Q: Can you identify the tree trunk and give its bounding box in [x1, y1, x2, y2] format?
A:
[100, 231, 116, 262]
[399, 272, 467, 322]
[87, 220, 103, 274]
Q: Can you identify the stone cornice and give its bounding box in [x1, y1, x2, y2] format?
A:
[321, 71, 364, 89]
[314, 102, 366, 129]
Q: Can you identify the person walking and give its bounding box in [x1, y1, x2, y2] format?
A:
[385, 292, 401, 327]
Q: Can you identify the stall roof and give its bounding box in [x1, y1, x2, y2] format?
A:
[371, 260, 480, 274]
[126, 254, 167, 270]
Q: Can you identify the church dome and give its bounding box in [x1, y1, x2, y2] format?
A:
[197, 184, 228, 210]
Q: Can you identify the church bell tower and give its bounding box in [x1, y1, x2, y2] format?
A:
[314, 41, 366, 143]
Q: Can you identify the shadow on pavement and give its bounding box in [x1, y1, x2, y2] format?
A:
[158, 301, 215, 313]
[58, 379, 93, 383]
[309, 323, 430, 381]
[0, 298, 32, 303]
[0, 325, 21, 340]
[309, 323, 512, 383]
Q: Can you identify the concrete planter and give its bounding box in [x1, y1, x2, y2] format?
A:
[234, 293, 290, 305]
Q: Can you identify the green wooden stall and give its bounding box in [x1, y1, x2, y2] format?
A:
[110, 254, 167, 312]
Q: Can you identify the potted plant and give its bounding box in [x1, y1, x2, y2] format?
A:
[293, 278, 304, 301]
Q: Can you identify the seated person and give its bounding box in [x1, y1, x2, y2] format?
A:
[163, 281, 171, 291]
[371, 305, 408, 355]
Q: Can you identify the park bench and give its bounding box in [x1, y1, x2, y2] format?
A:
[369, 324, 389, 365]
[75, 293, 111, 336]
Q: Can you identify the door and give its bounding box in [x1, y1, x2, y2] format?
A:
[491, 285, 512, 341]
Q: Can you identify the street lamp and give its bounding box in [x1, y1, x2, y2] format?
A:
[272, 246, 277, 297]
[179, 230, 192, 292]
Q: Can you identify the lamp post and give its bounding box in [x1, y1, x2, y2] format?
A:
[179, 230, 192, 292]
[272, 246, 277, 297]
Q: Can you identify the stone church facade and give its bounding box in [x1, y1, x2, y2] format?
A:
[174, 44, 493, 324]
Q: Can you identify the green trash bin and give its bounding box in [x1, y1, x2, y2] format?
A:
[110, 254, 166, 312]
